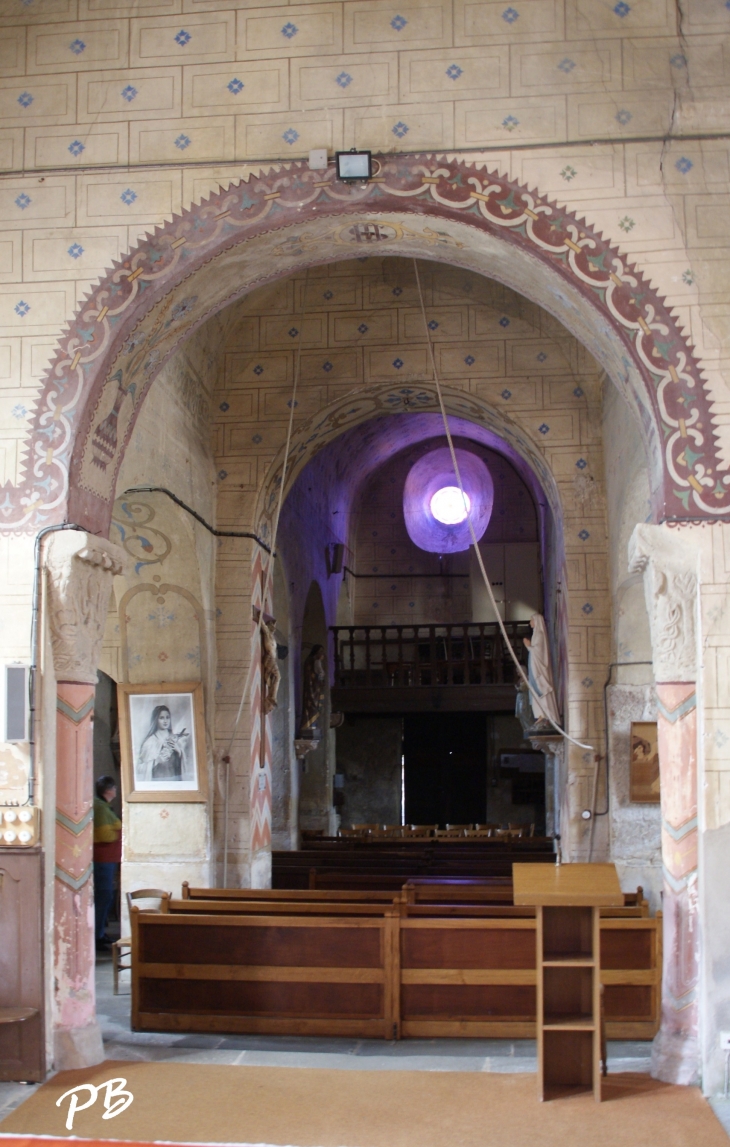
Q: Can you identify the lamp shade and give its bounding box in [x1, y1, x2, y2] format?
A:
[403, 447, 494, 553]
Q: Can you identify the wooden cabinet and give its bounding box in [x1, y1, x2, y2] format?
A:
[0, 847, 45, 1081]
[513, 862, 623, 1102]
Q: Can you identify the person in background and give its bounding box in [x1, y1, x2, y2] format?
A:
[93, 775, 122, 952]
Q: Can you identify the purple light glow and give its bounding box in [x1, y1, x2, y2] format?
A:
[403, 447, 494, 553]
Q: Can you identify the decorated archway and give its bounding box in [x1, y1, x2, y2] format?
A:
[6, 154, 728, 536]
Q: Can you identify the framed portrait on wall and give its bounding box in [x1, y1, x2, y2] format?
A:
[118, 682, 207, 802]
[630, 721, 660, 803]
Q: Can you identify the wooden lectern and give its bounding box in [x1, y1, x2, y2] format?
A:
[513, 862, 624, 1102]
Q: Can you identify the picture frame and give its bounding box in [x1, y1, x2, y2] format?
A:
[629, 721, 660, 803]
[118, 682, 208, 803]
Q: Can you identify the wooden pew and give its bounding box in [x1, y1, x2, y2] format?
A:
[181, 883, 396, 904]
[131, 907, 400, 1039]
[132, 901, 661, 1041]
[168, 898, 399, 917]
[397, 912, 661, 1040]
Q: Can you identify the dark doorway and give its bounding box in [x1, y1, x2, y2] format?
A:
[402, 711, 546, 830]
[403, 712, 487, 825]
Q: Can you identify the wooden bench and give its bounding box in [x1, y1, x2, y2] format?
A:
[132, 902, 661, 1041]
[181, 883, 396, 904]
[168, 898, 399, 917]
[132, 907, 400, 1039]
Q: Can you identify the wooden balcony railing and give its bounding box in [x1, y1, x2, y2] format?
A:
[331, 622, 531, 689]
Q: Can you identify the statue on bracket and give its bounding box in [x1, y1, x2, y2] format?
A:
[298, 644, 326, 741]
[521, 613, 561, 733]
[261, 619, 281, 715]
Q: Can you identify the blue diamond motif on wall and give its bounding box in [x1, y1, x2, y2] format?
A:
[501, 389, 512, 399]
[573, 386, 584, 397]
[502, 115, 519, 131]
[582, 603, 594, 614]
[323, 290, 333, 299]
[446, 64, 463, 80]
[12, 404, 27, 419]
[322, 361, 333, 372]
[464, 354, 475, 365]
[576, 458, 587, 470]
[428, 320, 439, 330]
[670, 54, 686, 67]
[391, 14, 407, 30]
[288, 327, 299, 338]
[121, 85, 137, 102]
[282, 128, 299, 144]
[614, 1, 630, 14]
[68, 139, 85, 156]
[219, 402, 229, 412]
[15, 193, 31, 209]
[17, 92, 33, 107]
[253, 364, 264, 375]
[69, 39, 86, 53]
[175, 134, 191, 150]
[578, 529, 590, 540]
[392, 286, 402, 296]
[392, 121, 409, 138]
[336, 71, 353, 88]
[499, 316, 510, 327]
[539, 423, 549, 435]
[120, 188, 137, 205]
[228, 78, 244, 94]
[615, 108, 632, 125]
[15, 301, 30, 317]
[218, 470, 227, 480]
[175, 29, 191, 45]
[358, 323, 369, 334]
[67, 243, 84, 259]
[675, 156, 693, 174]
[393, 358, 404, 369]
[252, 434, 262, 444]
[558, 58, 575, 72]
[582, 677, 593, 687]
[502, 6, 519, 21]
[536, 351, 547, 362]
[281, 22, 298, 38]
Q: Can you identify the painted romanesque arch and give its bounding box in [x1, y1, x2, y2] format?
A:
[5, 153, 728, 536]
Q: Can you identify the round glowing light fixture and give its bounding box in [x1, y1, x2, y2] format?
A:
[403, 446, 494, 553]
[430, 486, 470, 525]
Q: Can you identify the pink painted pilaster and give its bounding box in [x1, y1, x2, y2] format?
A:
[654, 682, 699, 1083]
[249, 549, 272, 885]
[44, 530, 125, 1069]
[54, 682, 98, 1057]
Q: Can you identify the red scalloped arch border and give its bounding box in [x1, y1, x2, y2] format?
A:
[8, 153, 727, 534]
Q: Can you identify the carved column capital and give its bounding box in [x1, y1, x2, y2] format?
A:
[44, 531, 126, 684]
[628, 524, 699, 683]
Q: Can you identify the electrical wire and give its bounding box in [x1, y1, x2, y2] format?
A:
[221, 266, 310, 886]
[411, 257, 594, 754]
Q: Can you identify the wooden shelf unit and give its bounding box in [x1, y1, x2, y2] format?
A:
[513, 863, 624, 1102]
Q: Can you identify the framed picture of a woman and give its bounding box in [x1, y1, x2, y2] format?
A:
[118, 682, 207, 802]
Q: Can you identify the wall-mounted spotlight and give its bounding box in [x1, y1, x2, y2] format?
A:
[336, 149, 372, 182]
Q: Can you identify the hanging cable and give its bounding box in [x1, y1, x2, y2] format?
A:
[412, 257, 594, 754]
[222, 266, 310, 886]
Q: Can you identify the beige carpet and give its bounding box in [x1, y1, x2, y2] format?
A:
[1, 1061, 725, 1147]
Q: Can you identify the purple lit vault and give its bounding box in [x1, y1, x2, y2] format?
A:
[403, 446, 494, 553]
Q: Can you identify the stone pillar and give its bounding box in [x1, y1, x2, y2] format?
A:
[629, 524, 700, 1085]
[45, 531, 125, 1069]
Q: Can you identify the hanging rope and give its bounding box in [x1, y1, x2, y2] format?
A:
[411, 258, 594, 754]
[222, 266, 310, 885]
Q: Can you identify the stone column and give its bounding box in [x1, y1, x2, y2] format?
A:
[45, 531, 125, 1069]
[629, 524, 700, 1085]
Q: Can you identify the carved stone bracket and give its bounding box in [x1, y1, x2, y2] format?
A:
[45, 531, 126, 685]
[628, 524, 699, 684]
